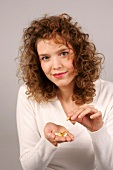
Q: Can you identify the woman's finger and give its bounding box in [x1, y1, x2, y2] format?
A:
[90, 111, 102, 119]
[69, 107, 85, 120]
[78, 107, 98, 119]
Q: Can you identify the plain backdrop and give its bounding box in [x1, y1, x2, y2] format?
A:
[0, 0, 113, 170]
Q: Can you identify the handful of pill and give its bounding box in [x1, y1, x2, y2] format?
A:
[55, 132, 68, 137]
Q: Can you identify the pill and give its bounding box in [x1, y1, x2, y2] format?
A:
[66, 116, 70, 121]
[55, 132, 68, 137]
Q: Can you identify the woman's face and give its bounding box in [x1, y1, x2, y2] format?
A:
[37, 38, 77, 88]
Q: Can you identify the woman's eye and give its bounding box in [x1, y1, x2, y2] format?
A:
[61, 51, 69, 56]
[41, 56, 49, 61]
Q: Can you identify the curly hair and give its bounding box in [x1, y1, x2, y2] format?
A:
[18, 13, 103, 105]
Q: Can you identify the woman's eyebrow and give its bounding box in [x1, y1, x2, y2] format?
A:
[39, 48, 69, 57]
[56, 48, 69, 54]
[39, 53, 49, 57]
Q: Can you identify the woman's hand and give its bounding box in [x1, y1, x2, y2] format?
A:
[67, 104, 103, 132]
[44, 122, 74, 146]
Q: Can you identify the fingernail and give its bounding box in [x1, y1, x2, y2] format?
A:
[71, 116, 75, 120]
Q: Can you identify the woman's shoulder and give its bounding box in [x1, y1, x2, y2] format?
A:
[95, 79, 113, 97]
[95, 79, 113, 89]
[18, 84, 57, 104]
[18, 83, 28, 97]
[17, 84, 38, 109]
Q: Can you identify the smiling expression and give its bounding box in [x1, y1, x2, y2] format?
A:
[37, 38, 77, 89]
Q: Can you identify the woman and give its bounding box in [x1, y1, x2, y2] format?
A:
[16, 13, 113, 170]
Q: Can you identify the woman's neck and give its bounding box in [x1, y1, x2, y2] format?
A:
[57, 80, 75, 101]
[57, 86, 77, 115]
[57, 87, 73, 102]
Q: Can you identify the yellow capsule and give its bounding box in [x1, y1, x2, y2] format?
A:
[55, 132, 68, 137]
[66, 116, 70, 121]
[61, 132, 68, 137]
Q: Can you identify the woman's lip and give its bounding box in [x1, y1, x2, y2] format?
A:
[53, 71, 67, 78]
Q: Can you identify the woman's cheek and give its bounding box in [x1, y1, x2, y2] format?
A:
[41, 63, 50, 74]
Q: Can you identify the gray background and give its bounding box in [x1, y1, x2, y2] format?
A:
[0, 0, 113, 170]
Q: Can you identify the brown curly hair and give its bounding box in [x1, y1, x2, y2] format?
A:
[18, 13, 103, 105]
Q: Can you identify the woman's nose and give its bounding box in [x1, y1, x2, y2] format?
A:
[52, 56, 62, 70]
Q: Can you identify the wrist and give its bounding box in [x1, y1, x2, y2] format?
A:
[52, 141, 58, 147]
[48, 140, 58, 147]
[88, 121, 104, 132]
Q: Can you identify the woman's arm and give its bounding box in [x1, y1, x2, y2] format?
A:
[67, 103, 113, 170]
[89, 107, 113, 170]
[16, 85, 57, 170]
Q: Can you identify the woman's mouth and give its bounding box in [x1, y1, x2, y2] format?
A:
[53, 71, 67, 78]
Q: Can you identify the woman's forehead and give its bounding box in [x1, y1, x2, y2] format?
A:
[37, 39, 73, 56]
[36, 37, 72, 50]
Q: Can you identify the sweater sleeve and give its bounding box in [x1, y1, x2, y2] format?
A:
[88, 107, 113, 170]
[16, 85, 57, 170]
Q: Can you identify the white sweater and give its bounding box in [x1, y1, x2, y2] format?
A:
[16, 79, 113, 170]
